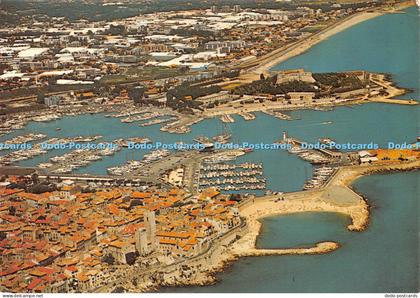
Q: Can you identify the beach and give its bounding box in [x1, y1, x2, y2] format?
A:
[239, 0, 416, 77]
[154, 159, 420, 291]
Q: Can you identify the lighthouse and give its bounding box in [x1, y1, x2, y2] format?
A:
[283, 131, 288, 142]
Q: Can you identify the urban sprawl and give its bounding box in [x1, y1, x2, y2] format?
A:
[0, 0, 419, 294]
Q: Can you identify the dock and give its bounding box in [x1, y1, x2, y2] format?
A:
[235, 242, 340, 257]
[198, 162, 266, 191]
[238, 112, 256, 121]
[368, 98, 418, 105]
[220, 114, 235, 123]
[263, 109, 292, 120]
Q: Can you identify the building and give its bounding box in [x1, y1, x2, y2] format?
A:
[204, 41, 246, 51]
[145, 211, 157, 250]
[44, 95, 62, 107]
[276, 69, 316, 84]
[135, 227, 149, 256]
[358, 150, 378, 163]
[288, 92, 316, 103]
[107, 241, 135, 264]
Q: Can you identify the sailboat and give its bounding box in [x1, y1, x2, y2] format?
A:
[212, 122, 232, 144]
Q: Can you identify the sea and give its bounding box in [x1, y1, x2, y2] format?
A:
[0, 5, 418, 293]
[160, 6, 420, 293]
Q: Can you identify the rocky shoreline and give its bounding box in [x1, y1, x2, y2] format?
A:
[115, 160, 420, 293]
[150, 160, 420, 291]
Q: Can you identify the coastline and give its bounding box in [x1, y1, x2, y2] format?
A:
[153, 159, 420, 291]
[238, 0, 416, 77]
[185, 73, 416, 132]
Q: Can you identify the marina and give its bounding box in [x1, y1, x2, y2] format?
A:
[199, 162, 266, 191]
[40, 142, 121, 174]
[0, 135, 103, 166]
[303, 166, 337, 190]
[170, 6, 419, 293]
[107, 149, 171, 176]
[1, 133, 46, 148]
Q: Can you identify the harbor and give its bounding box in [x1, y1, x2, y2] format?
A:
[262, 109, 292, 120]
[0, 133, 46, 149]
[278, 132, 345, 165]
[199, 162, 266, 191]
[303, 166, 337, 190]
[107, 149, 170, 176]
[0, 135, 103, 166]
[170, 6, 420, 293]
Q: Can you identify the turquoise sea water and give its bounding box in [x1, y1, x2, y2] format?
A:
[2, 11, 418, 191]
[274, 6, 420, 99]
[1, 103, 417, 193]
[0, 6, 418, 292]
[164, 172, 418, 293]
[160, 6, 420, 293]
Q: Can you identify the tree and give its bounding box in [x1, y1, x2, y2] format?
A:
[31, 173, 39, 184]
[125, 252, 138, 265]
[29, 183, 56, 194]
[112, 286, 125, 293]
[8, 206, 16, 216]
[102, 254, 115, 265]
[260, 73, 265, 80]
[128, 86, 146, 103]
[0, 63, 8, 75]
[37, 93, 45, 104]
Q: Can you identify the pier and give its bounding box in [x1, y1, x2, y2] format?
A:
[235, 242, 340, 257]
[238, 112, 256, 121]
[278, 132, 348, 166]
[262, 110, 292, 120]
[220, 114, 235, 123]
[198, 162, 266, 191]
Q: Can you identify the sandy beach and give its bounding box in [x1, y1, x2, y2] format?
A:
[122, 160, 420, 292]
[154, 160, 420, 290]
[214, 160, 419, 270]
[239, 1, 416, 77]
